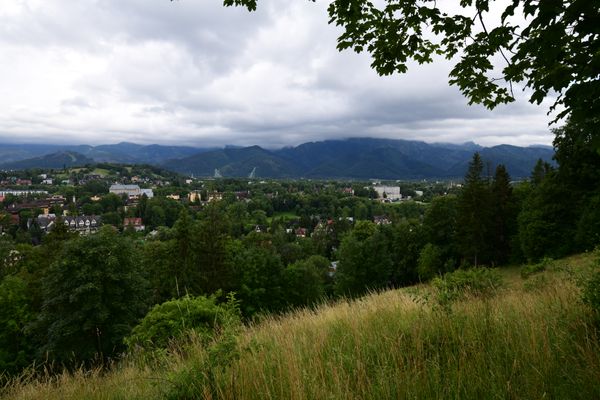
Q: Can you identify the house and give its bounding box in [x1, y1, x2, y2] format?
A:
[7, 199, 53, 216]
[16, 179, 32, 186]
[28, 214, 57, 233]
[188, 191, 202, 203]
[63, 215, 102, 234]
[167, 194, 180, 200]
[124, 217, 145, 232]
[109, 184, 141, 198]
[42, 178, 53, 185]
[373, 186, 402, 201]
[342, 187, 355, 196]
[90, 195, 102, 202]
[374, 215, 392, 225]
[207, 191, 223, 202]
[295, 227, 308, 238]
[140, 188, 154, 198]
[0, 190, 48, 197]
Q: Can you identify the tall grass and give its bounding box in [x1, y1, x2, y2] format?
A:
[4, 255, 600, 399]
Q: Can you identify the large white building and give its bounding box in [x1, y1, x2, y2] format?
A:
[109, 184, 141, 197]
[109, 185, 154, 199]
[373, 186, 401, 200]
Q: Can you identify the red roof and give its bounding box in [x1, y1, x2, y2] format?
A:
[123, 217, 143, 226]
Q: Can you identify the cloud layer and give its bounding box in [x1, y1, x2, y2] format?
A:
[0, 0, 555, 148]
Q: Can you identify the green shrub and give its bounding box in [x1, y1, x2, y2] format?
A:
[417, 243, 443, 281]
[126, 294, 237, 351]
[523, 275, 548, 292]
[432, 267, 503, 306]
[581, 268, 600, 319]
[521, 257, 553, 278]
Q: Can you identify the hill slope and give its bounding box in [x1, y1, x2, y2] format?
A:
[0, 142, 206, 165]
[164, 138, 554, 179]
[4, 254, 598, 400]
[0, 151, 94, 170]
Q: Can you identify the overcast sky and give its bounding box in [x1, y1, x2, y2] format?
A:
[0, 0, 557, 148]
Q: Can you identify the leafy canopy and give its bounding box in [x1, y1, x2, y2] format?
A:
[226, 0, 600, 134]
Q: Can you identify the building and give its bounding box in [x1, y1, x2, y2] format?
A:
[28, 214, 57, 233]
[109, 184, 141, 198]
[140, 188, 154, 198]
[0, 190, 48, 197]
[374, 215, 392, 225]
[188, 191, 202, 203]
[295, 228, 308, 238]
[63, 216, 102, 234]
[124, 217, 145, 232]
[207, 191, 223, 202]
[373, 186, 402, 201]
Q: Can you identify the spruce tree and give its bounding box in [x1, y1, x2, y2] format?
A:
[457, 153, 492, 267]
[490, 165, 515, 265]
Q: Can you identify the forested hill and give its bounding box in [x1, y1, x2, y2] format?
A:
[0, 151, 94, 170]
[162, 138, 554, 179]
[0, 138, 554, 179]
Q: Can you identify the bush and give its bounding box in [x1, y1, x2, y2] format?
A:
[521, 257, 553, 278]
[417, 243, 443, 282]
[432, 267, 503, 306]
[126, 294, 239, 351]
[581, 267, 600, 319]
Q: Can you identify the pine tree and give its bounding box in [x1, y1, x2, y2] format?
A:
[457, 153, 492, 267]
[490, 165, 515, 265]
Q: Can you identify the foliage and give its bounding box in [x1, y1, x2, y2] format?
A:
[125, 294, 237, 351]
[37, 227, 148, 365]
[432, 267, 503, 306]
[417, 243, 443, 282]
[521, 257, 553, 279]
[457, 153, 492, 266]
[335, 221, 393, 297]
[580, 255, 600, 321]
[0, 275, 34, 373]
[282, 255, 329, 308]
[518, 173, 577, 261]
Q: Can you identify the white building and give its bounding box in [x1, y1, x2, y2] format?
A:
[110, 184, 141, 197]
[373, 186, 401, 200]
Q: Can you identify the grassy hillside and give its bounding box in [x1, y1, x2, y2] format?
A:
[3, 254, 600, 399]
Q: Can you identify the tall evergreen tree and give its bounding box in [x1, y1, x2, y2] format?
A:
[490, 165, 515, 265]
[457, 153, 492, 266]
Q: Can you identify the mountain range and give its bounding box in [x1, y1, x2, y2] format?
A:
[0, 138, 554, 179]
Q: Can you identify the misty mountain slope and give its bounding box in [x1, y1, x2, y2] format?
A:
[0, 142, 207, 165]
[163, 145, 297, 178]
[0, 151, 94, 170]
[164, 138, 554, 179]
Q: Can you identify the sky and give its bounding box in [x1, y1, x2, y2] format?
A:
[0, 0, 557, 148]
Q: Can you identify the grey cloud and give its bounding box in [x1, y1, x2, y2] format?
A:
[0, 0, 554, 148]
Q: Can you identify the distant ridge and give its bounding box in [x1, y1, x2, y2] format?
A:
[0, 138, 554, 179]
[0, 142, 209, 165]
[162, 138, 555, 179]
[0, 151, 94, 170]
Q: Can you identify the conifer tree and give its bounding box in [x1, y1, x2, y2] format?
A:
[490, 165, 515, 265]
[457, 153, 491, 266]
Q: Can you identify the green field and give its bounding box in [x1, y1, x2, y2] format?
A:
[266, 211, 299, 223]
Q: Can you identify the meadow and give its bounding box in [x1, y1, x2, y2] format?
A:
[3, 253, 599, 400]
